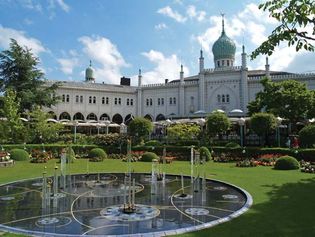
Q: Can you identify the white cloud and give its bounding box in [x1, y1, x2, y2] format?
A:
[22, 0, 42, 12]
[57, 57, 78, 75]
[0, 25, 46, 56]
[186, 5, 206, 22]
[140, 50, 190, 85]
[155, 23, 168, 30]
[157, 6, 187, 23]
[78, 36, 129, 84]
[23, 18, 33, 25]
[55, 0, 70, 12]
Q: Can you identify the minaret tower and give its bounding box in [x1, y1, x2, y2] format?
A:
[240, 45, 249, 114]
[179, 65, 185, 116]
[199, 49, 204, 72]
[85, 60, 95, 83]
[137, 69, 142, 116]
[265, 57, 270, 77]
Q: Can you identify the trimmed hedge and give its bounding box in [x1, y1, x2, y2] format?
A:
[2, 144, 98, 158]
[10, 148, 29, 161]
[89, 148, 107, 162]
[199, 146, 211, 161]
[225, 142, 241, 148]
[145, 140, 162, 146]
[141, 152, 159, 162]
[274, 156, 300, 170]
[133, 145, 192, 160]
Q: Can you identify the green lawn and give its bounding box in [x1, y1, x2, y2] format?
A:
[1, 159, 315, 237]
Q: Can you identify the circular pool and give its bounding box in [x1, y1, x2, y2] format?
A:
[0, 173, 252, 236]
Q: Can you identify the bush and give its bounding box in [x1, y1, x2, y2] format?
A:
[274, 156, 300, 170]
[299, 125, 315, 148]
[89, 148, 107, 162]
[225, 142, 241, 148]
[141, 152, 159, 162]
[145, 140, 162, 146]
[199, 147, 211, 161]
[10, 148, 29, 161]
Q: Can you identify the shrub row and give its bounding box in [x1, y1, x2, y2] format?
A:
[211, 147, 315, 162]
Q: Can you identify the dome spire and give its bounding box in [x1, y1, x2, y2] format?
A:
[221, 13, 225, 34]
[89, 60, 92, 67]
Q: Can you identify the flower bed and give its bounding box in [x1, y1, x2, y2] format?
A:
[0, 151, 14, 167]
[300, 160, 315, 173]
[30, 149, 53, 163]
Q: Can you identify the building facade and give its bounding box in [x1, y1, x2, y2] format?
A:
[46, 19, 315, 124]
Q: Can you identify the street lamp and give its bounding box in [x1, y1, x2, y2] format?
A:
[238, 117, 246, 147]
[276, 116, 283, 147]
[73, 120, 79, 143]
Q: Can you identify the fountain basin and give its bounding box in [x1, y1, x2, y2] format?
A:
[0, 173, 252, 236]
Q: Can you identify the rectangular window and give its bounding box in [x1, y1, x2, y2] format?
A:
[130, 99, 133, 106]
[169, 97, 172, 105]
[75, 95, 79, 103]
[127, 98, 130, 106]
[222, 95, 225, 103]
[102, 97, 105, 104]
[158, 98, 160, 106]
[118, 98, 121, 105]
[146, 99, 149, 106]
[226, 94, 230, 103]
[89, 96, 92, 104]
[150, 98, 153, 106]
[161, 98, 164, 105]
[62, 94, 65, 102]
[80, 96, 83, 103]
[115, 98, 118, 105]
[173, 97, 176, 105]
[93, 96, 96, 104]
[66, 95, 70, 103]
[106, 97, 109, 104]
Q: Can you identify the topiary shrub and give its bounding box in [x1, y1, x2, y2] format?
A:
[299, 125, 315, 148]
[141, 152, 159, 162]
[274, 156, 300, 170]
[89, 148, 107, 162]
[225, 142, 241, 148]
[10, 148, 29, 161]
[145, 140, 162, 146]
[199, 146, 211, 162]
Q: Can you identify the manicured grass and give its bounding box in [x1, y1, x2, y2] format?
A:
[1, 159, 315, 237]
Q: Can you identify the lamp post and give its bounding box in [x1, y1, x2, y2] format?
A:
[73, 120, 79, 143]
[276, 116, 283, 147]
[238, 117, 246, 147]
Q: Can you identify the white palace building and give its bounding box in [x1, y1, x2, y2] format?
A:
[46, 19, 315, 125]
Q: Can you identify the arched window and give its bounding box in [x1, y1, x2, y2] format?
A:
[150, 98, 153, 106]
[126, 98, 130, 106]
[169, 97, 173, 105]
[130, 99, 133, 106]
[80, 96, 83, 103]
[227, 60, 230, 66]
[118, 98, 121, 105]
[161, 98, 164, 105]
[93, 96, 96, 104]
[89, 96, 92, 104]
[158, 98, 160, 106]
[75, 95, 79, 103]
[222, 95, 225, 103]
[173, 97, 176, 104]
[87, 113, 97, 121]
[115, 98, 118, 105]
[62, 94, 65, 102]
[217, 61, 220, 67]
[66, 95, 70, 102]
[106, 97, 109, 104]
[226, 94, 230, 103]
[146, 99, 149, 106]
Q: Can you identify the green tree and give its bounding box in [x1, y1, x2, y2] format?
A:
[248, 77, 313, 132]
[167, 123, 200, 141]
[28, 106, 64, 143]
[206, 112, 231, 140]
[251, 0, 315, 59]
[0, 39, 59, 112]
[128, 117, 153, 144]
[0, 89, 28, 143]
[250, 112, 277, 146]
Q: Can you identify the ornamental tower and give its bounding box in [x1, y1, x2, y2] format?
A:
[212, 14, 236, 68]
[85, 60, 95, 83]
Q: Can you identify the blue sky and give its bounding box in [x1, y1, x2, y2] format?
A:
[0, 0, 314, 85]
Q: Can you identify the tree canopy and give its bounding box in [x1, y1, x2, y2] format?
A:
[251, 0, 315, 59]
[248, 77, 313, 126]
[0, 39, 59, 112]
[128, 117, 153, 142]
[167, 123, 200, 141]
[206, 111, 231, 137]
[250, 112, 277, 145]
